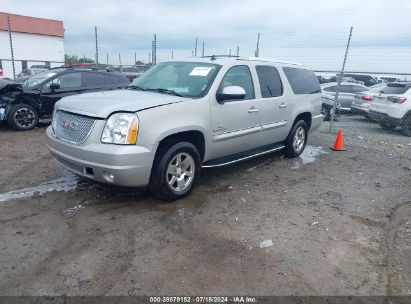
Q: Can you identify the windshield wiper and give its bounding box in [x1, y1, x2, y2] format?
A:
[127, 85, 147, 91]
[146, 88, 183, 97]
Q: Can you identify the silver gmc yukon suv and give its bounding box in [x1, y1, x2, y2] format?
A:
[47, 57, 323, 200]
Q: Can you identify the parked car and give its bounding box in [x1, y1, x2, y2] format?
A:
[47, 57, 323, 200]
[344, 74, 379, 87]
[321, 95, 341, 121]
[368, 82, 411, 136]
[16, 68, 49, 83]
[351, 83, 387, 118]
[321, 82, 369, 115]
[0, 68, 130, 131]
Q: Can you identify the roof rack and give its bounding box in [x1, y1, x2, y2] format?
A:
[202, 55, 240, 61]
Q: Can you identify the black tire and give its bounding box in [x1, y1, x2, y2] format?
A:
[7, 103, 39, 131]
[284, 120, 308, 158]
[378, 121, 396, 130]
[401, 114, 411, 137]
[149, 141, 201, 201]
[321, 105, 331, 121]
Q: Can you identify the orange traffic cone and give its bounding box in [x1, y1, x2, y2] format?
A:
[331, 129, 346, 151]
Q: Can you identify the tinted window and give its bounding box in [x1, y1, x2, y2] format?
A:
[219, 65, 255, 100]
[323, 85, 336, 92]
[283, 67, 320, 94]
[339, 85, 354, 93]
[44, 72, 82, 89]
[352, 85, 368, 93]
[380, 84, 410, 94]
[83, 72, 108, 87]
[256, 66, 282, 98]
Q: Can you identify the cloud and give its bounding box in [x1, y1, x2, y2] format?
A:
[2, 0, 411, 71]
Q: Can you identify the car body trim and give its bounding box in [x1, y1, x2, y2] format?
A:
[262, 120, 287, 131]
[212, 125, 261, 142]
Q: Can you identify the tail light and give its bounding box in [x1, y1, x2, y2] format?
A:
[387, 96, 407, 104]
[0, 69, 3, 76]
[361, 95, 373, 102]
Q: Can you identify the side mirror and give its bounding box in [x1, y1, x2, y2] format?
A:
[216, 86, 246, 103]
[49, 83, 60, 91]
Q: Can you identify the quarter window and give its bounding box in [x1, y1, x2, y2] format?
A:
[219, 65, 255, 100]
[256, 66, 283, 98]
[283, 67, 321, 95]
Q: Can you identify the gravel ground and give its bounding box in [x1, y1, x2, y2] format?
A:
[0, 116, 410, 296]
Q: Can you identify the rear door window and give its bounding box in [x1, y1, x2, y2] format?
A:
[83, 72, 108, 87]
[283, 67, 320, 94]
[380, 84, 410, 94]
[352, 85, 368, 93]
[255, 66, 283, 98]
[323, 85, 336, 92]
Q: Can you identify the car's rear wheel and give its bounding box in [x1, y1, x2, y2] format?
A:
[8, 103, 39, 131]
[401, 114, 411, 137]
[321, 105, 331, 121]
[378, 121, 396, 130]
[284, 120, 308, 158]
[149, 142, 201, 201]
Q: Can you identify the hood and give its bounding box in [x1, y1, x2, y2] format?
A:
[56, 89, 188, 118]
[0, 79, 23, 95]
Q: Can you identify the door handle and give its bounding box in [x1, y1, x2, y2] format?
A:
[248, 107, 260, 113]
[279, 103, 288, 109]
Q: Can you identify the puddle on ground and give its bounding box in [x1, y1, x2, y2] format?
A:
[0, 175, 79, 203]
[292, 145, 328, 169]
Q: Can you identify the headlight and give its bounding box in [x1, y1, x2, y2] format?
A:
[101, 113, 139, 145]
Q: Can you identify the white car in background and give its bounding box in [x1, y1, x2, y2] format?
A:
[368, 82, 411, 136]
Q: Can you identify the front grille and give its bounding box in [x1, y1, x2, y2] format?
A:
[53, 110, 95, 143]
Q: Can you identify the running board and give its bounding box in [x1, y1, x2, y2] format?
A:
[202, 143, 285, 168]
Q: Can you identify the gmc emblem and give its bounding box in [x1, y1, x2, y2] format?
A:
[61, 120, 77, 131]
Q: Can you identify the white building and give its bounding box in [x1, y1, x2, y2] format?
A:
[0, 12, 64, 78]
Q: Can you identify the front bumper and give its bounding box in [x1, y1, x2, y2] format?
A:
[47, 127, 155, 187]
[368, 111, 402, 126]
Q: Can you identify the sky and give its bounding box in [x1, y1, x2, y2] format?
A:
[2, 0, 411, 72]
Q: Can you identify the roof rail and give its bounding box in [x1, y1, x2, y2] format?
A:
[202, 55, 240, 61]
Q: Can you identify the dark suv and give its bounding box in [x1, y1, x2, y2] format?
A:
[0, 68, 130, 130]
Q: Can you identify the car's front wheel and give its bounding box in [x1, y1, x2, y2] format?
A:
[8, 103, 39, 131]
[284, 120, 308, 158]
[149, 142, 201, 201]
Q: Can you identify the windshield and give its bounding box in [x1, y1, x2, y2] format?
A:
[130, 62, 220, 98]
[23, 69, 62, 87]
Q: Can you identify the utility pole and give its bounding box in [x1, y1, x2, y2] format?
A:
[194, 37, 198, 57]
[151, 34, 157, 65]
[236, 45, 239, 56]
[95, 26, 99, 64]
[329, 26, 353, 133]
[7, 16, 16, 80]
[134, 52, 137, 66]
[229, 48, 232, 57]
[171, 50, 174, 59]
[202, 41, 205, 57]
[255, 32, 260, 57]
[106, 53, 108, 65]
[149, 53, 151, 64]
